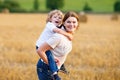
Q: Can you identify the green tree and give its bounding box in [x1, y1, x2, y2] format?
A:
[0, 0, 26, 12]
[83, 2, 92, 12]
[114, 1, 120, 12]
[33, 0, 39, 10]
[4, 0, 20, 8]
[46, 0, 64, 10]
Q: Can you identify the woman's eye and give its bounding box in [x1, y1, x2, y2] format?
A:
[73, 21, 76, 23]
[67, 21, 71, 23]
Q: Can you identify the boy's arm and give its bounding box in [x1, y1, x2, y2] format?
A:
[53, 28, 73, 41]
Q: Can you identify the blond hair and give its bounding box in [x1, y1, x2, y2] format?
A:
[46, 9, 63, 22]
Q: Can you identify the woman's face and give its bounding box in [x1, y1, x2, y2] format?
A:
[64, 17, 78, 33]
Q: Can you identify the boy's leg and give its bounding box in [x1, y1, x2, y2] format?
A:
[46, 50, 58, 73]
[59, 64, 69, 74]
[36, 46, 57, 72]
[46, 50, 61, 80]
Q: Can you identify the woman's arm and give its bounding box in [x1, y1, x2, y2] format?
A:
[37, 42, 52, 64]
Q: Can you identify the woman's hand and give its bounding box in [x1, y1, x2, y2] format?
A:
[54, 58, 60, 66]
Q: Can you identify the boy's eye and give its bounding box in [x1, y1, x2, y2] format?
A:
[59, 17, 62, 19]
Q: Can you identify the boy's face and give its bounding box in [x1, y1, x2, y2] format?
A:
[50, 13, 62, 26]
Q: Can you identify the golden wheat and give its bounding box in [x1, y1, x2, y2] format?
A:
[0, 13, 120, 80]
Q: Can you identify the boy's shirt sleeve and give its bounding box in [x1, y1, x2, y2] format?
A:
[46, 22, 56, 32]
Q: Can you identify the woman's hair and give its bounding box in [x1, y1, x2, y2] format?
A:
[62, 11, 80, 29]
[46, 9, 63, 22]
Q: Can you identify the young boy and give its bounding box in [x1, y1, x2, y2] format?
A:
[36, 10, 71, 80]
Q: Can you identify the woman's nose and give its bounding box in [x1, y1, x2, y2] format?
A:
[70, 22, 74, 26]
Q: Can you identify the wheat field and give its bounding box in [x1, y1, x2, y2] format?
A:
[0, 13, 120, 80]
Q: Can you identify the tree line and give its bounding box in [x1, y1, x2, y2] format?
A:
[0, 0, 120, 13]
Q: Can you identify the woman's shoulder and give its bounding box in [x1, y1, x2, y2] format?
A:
[53, 33, 66, 40]
[53, 33, 63, 38]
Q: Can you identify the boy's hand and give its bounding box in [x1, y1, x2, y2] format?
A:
[67, 33, 73, 41]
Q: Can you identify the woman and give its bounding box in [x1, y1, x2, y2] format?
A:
[36, 11, 80, 80]
[36, 10, 72, 78]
